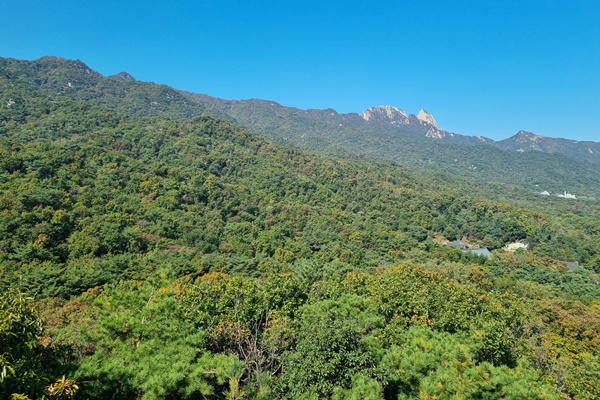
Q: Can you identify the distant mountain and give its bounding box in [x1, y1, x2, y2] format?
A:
[359, 105, 494, 145]
[0, 56, 206, 120]
[180, 93, 600, 198]
[360, 107, 600, 165]
[2, 55, 600, 198]
[496, 130, 600, 164]
[182, 93, 600, 165]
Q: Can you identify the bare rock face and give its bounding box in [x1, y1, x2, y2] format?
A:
[361, 105, 410, 125]
[360, 105, 456, 140]
[417, 109, 438, 128]
[362, 106, 441, 130]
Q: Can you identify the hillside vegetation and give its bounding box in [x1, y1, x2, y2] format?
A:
[1, 57, 600, 399]
[181, 94, 600, 199]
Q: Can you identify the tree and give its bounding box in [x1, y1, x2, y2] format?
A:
[0, 290, 76, 399]
[281, 295, 381, 398]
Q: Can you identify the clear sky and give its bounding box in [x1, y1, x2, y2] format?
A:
[1, 0, 599, 141]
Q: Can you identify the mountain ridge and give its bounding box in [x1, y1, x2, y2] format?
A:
[3, 56, 600, 400]
[2, 56, 596, 147]
[497, 130, 600, 162]
[2, 55, 600, 198]
[179, 91, 600, 198]
[180, 91, 600, 160]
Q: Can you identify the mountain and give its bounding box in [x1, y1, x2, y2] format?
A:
[2, 56, 600, 199]
[8, 56, 598, 299]
[179, 92, 600, 170]
[180, 94, 600, 198]
[3, 55, 600, 400]
[359, 105, 494, 144]
[496, 130, 600, 164]
[360, 107, 600, 165]
[0, 56, 206, 120]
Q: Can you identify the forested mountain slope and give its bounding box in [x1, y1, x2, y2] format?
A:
[2, 56, 600, 399]
[0, 56, 206, 120]
[2, 56, 600, 199]
[181, 94, 600, 199]
[497, 130, 600, 164]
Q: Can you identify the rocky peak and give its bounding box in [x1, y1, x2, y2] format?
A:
[417, 109, 438, 128]
[515, 130, 540, 140]
[361, 105, 410, 125]
[110, 71, 136, 82]
[503, 131, 547, 146]
[498, 131, 544, 151]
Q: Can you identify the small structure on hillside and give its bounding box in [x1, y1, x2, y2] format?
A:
[565, 261, 580, 270]
[557, 191, 577, 199]
[445, 240, 491, 259]
[505, 242, 528, 251]
[446, 240, 469, 250]
[462, 248, 492, 259]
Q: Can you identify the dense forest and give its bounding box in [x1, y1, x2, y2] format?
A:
[180, 94, 600, 200]
[1, 57, 600, 399]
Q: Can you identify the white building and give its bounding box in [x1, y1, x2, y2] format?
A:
[505, 242, 528, 251]
[557, 191, 576, 199]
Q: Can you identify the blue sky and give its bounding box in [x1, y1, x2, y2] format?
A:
[1, 0, 599, 141]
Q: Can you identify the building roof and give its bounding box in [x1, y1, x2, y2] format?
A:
[565, 261, 580, 270]
[505, 242, 528, 251]
[462, 248, 492, 259]
[447, 240, 469, 249]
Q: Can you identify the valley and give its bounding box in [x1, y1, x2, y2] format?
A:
[1, 56, 600, 399]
